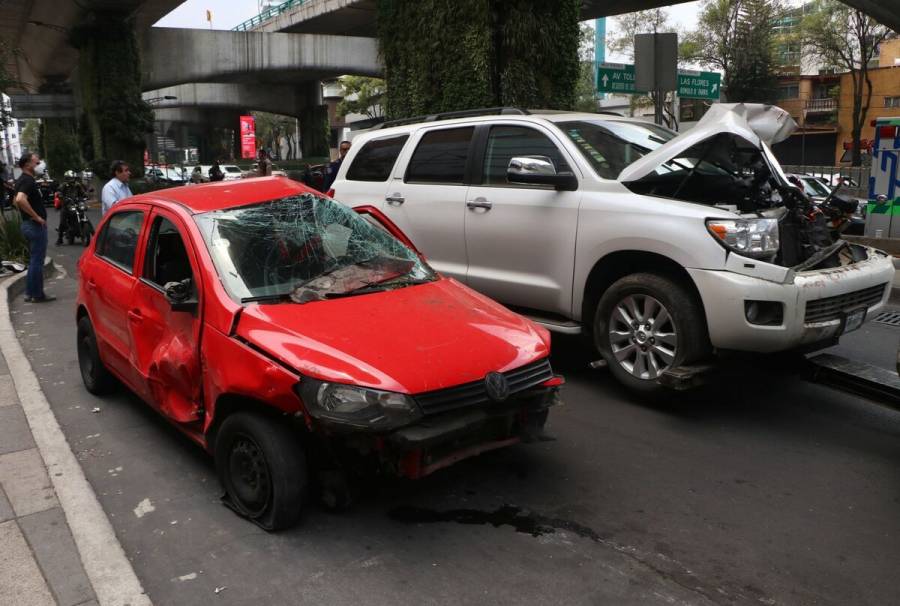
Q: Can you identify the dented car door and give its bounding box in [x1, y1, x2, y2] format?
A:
[128, 208, 204, 423]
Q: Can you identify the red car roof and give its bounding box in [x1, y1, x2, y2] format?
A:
[135, 176, 315, 213]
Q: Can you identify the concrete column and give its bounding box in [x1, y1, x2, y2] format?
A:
[298, 81, 329, 159]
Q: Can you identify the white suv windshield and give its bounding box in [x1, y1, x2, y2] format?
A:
[558, 120, 676, 179]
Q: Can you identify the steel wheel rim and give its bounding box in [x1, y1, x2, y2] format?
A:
[608, 294, 677, 380]
[228, 435, 271, 517]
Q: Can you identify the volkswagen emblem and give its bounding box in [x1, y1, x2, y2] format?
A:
[484, 371, 510, 402]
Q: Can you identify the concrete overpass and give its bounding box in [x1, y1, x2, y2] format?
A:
[141, 28, 380, 91]
[142, 82, 319, 118]
[245, 0, 900, 38]
[0, 0, 184, 93]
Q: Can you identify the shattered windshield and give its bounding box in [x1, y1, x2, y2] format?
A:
[194, 193, 435, 304]
[558, 120, 677, 179]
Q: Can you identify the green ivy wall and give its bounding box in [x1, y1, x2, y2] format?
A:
[376, 0, 581, 118]
[71, 12, 153, 178]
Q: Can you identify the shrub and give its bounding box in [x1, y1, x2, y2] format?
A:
[0, 211, 29, 263]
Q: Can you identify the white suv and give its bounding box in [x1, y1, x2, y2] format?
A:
[331, 104, 895, 392]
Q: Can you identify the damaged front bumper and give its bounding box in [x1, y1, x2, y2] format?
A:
[688, 245, 895, 353]
[327, 386, 561, 480]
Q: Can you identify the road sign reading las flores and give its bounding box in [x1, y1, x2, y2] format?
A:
[597, 63, 721, 100]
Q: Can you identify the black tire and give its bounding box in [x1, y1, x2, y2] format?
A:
[215, 412, 307, 531]
[593, 272, 710, 394]
[77, 316, 116, 395]
[81, 223, 94, 247]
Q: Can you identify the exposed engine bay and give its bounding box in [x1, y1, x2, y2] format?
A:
[624, 131, 864, 271]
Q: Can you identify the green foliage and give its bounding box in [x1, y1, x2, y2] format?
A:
[607, 9, 676, 61]
[726, 0, 779, 103]
[573, 24, 598, 113]
[682, 0, 782, 103]
[376, 0, 581, 118]
[337, 76, 386, 119]
[681, 0, 742, 75]
[19, 120, 39, 153]
[70, 12, 153, 176]
[0, 212, 28, 263]
[42, 119, 82, 176]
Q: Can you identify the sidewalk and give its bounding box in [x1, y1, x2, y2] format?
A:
[0, 348, 96, 606]
[0, 264, 150, 606]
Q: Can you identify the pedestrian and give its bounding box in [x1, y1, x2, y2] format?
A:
[191, 165, 204, 184]
[208, 160, 224, 182]
[323, 140, 351, 191]
[12, 152, 55, 302]
[257, 149, 272, 177]
[101, 160, 133, 216]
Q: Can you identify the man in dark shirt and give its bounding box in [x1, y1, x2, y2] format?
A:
[323, 140, 351, 192]
[13, 152, 55, 302]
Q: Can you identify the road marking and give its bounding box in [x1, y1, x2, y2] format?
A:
[0, 267, 152, 606]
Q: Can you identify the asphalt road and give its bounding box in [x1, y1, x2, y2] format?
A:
[10, 216, 900, 606]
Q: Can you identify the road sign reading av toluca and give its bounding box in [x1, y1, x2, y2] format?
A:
[597, 63, 721, 100]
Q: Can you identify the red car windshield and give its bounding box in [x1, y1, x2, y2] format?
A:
[194, 193, 435, 303]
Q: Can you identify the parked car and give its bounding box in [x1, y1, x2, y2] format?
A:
[242, 162, 288, 178]
[145, 166, 186, 184]
[221, 165, 243, 180]
[332, 104, 895, 393]
[75, 177, 561, 529]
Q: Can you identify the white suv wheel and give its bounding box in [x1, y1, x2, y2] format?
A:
[608, 294, 678, 380]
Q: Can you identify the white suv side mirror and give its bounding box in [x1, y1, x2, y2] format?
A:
[507, 156, 577, 191]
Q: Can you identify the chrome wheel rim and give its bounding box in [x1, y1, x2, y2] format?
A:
[608, 294, 677, 380]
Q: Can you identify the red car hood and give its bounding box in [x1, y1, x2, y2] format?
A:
[234, 278, 551, 394]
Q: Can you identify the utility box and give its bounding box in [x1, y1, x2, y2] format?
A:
[865, 118, 900, 238]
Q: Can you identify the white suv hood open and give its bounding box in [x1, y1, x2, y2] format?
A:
[617, 103, 798, 183]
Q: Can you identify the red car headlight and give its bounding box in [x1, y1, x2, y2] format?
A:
[295, 379, 421, 431]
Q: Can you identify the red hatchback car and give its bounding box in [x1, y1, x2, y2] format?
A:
[76, 177, 561, 529]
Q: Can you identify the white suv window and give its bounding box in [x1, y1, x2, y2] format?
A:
[483, 125, 571, 186]
[346, 134, 409, 182]
[405, 127, 474, 185]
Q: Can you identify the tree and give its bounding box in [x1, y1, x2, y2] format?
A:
[681, 0, 742, 79]
[252, 112, 298, 160]
[726, 0, 779, 103]
[573, 23, 598, 113]
[337, 76, 386, 119]
[800, 1, 896, 166]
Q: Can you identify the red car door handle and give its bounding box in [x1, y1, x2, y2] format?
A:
[86, 279, 96, 289]
[128, 309, 143, 322]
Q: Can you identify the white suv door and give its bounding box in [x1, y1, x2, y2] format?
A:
[379, 126, 475, 282]
[464, 123, 581, 316]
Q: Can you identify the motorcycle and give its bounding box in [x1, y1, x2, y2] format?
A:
[61, 196, 94, 246]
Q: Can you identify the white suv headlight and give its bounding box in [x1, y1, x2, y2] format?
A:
[706, 218, 779, 259]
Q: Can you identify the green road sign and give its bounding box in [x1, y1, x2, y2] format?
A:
[597, 63, 721, 100]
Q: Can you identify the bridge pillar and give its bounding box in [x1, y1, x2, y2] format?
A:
[298, 81, 329, 160]
[71, 11, 153, 177]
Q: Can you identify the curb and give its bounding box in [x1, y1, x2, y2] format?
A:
[0, 260, 152, 606]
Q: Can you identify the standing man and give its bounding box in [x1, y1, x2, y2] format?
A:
[101, 160, 133, 216]
[257, 149, 272, 177]
[209, 160, 224, 182]
[12, 152, 54, 302]
[323, 140, 351, 191]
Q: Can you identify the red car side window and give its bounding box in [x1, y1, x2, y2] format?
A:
[96, 211, 145, 273]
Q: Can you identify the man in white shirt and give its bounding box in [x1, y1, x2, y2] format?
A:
[101, 160, 133, 215]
